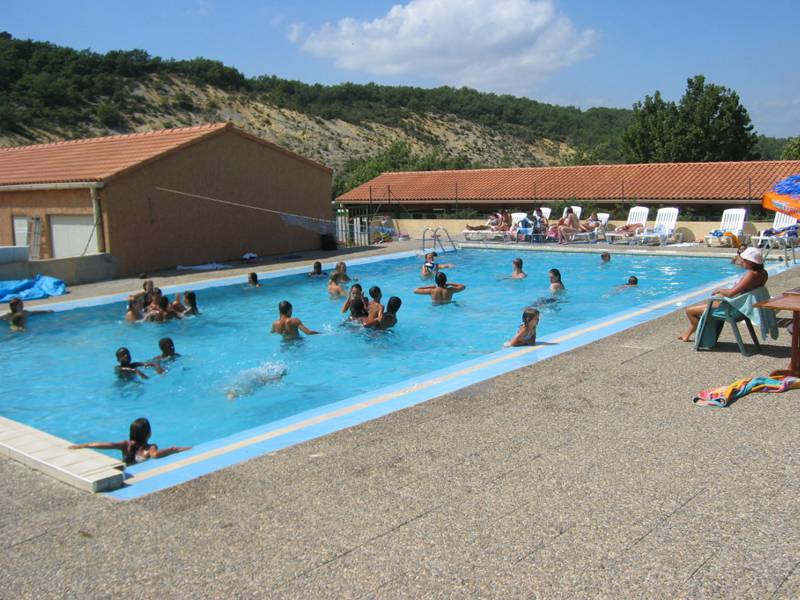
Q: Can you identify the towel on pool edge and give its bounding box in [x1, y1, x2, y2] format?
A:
[0, 274, 66, 303]
[694, 375, 800, 407]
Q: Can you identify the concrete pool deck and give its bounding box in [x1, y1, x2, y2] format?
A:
[2, 242, 799, 598]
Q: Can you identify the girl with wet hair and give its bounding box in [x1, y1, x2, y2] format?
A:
[69, 417, 191, 466]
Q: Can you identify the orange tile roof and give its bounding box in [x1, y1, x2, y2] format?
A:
[0, 122, 331, 187]
[337, 161, 800, 204]
[0, 123, 229, 186]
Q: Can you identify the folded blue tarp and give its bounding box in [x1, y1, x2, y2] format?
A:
[0, 274, 67, 303]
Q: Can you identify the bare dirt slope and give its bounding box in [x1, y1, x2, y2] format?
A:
[0, 75, 572, 170]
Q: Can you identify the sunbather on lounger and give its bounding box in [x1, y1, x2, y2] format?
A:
[679, 247, 768, 342]
[613, 223, 645, 236]
[580, 212, 602, 232]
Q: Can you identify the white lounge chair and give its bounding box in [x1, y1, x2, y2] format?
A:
[561, 205, 582, 220]
[751, 211, 798, 249]
[605, 206, 650, 244]
[704, 209, 746, 247]
[634, 207, 680, 246]
[571, 212, 611, 243]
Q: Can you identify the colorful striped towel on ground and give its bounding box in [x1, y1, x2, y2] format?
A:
[693, 375, 800, 407]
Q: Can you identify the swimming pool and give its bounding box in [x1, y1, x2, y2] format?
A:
[2, 249, 740, 479]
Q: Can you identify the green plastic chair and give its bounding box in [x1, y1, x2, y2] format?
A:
[695, 297, 761, 356]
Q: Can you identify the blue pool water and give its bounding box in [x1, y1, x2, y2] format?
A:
[1, 250, 738, 450]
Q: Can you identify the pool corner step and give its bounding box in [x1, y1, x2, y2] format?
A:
[0, 417, 125, 493]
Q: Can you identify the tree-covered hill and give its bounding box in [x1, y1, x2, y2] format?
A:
[0, 32, 632, 157]
[0, 32, 790, 194]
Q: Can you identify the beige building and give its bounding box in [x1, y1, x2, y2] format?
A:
[0, 123, 332, 276]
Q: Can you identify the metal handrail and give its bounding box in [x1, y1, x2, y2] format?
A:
[434, 227, 457, 253]
[422, 227, 458, 254]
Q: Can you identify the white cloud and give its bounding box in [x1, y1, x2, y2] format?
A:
[296, 0, 594, 93]
[287, 22, 305, 43]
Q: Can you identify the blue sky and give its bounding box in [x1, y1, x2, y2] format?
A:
[4, 0, 798, 137]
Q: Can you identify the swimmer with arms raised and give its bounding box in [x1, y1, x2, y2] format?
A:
[271, 300, 320, 339]
[69, 417, 190, 465]
[414, 272, 465, 304]
[421, 252, 455, 277]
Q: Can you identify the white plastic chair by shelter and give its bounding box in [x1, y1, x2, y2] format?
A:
[539, 207, 552, 220]
[605, 206, 650, 244]
[751, 211, 799, 249]
[704, 209, 746, 247]
[511, 212, 528, 226]
[634, 207, 680, 245]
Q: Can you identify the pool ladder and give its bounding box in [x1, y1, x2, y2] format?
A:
[422, 227, 458, 255]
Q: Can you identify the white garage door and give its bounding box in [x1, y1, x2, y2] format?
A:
[13, 216, 28, 246]
[50, 215, 98, 258]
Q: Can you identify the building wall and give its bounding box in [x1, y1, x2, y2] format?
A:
[103, 130, 332, 275]
[0, 188, 94, 258]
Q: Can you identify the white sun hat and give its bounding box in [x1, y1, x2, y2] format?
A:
[740, 247, 764, 265]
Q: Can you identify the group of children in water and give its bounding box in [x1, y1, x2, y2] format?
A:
[54, 250, 640, 466]
[124, 279, 200, 323]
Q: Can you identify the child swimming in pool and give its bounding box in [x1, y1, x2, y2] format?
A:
[225, 362, 287, 399]
[271, 300, 320, 339]
[1, 298, 53, 332]
[247, 272, 262, 288]
[69, 417, 190, 465]
[505, 308, 539, 347]
[115, 347, 163, 380]
[308, 261, 326, 278]
[152, 337, 180, 363]
[328, 272, 348, 298]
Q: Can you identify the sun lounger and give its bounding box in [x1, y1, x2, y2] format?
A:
[704, 208, 746, 247]
[571, 212, 610, 243]
[634, 207, 680, 245]
[751, 211, 798, 249]
[605, 206, 650, 244]
[695, 286, 778, 356]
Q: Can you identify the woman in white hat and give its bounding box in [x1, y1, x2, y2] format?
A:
[678, 247, 768, 341]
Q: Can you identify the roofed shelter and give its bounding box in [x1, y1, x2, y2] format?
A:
[337, 161, 800, 213]
[0, 123, 332, 277]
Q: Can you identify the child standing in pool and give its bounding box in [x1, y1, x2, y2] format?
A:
[414, 272, 466, 304]
[364, 296, 402, 330]
[511, 258, 527, 279]
[271, 300, 320, 339]
[69, 417, 190, 465]
[549, 269, 565, 292]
